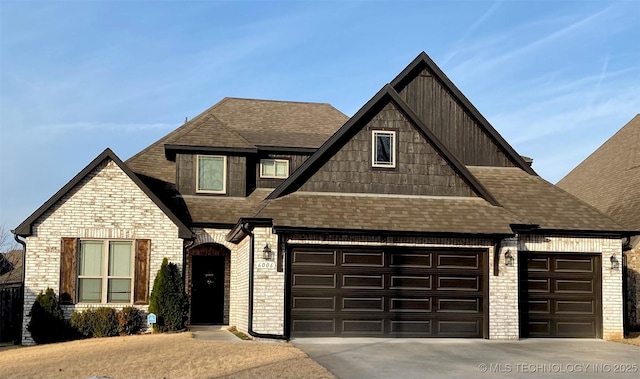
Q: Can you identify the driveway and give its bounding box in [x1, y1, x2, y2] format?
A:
[292, 338, 640, 379]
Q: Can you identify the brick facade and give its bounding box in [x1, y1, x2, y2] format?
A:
[21, 159, 184, 345]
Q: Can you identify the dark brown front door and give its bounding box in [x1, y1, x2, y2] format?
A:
[290, 247, 488, 337]
[191, 256, 225, 324]
[519, 253, 601, 338]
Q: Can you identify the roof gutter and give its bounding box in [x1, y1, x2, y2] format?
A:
[240, 221, 287, 340]
[11, 229, 26, 344]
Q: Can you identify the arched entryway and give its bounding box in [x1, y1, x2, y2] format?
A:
[186, 243, 231, 325]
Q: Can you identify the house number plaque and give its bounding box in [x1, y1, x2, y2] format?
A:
[256, 261, 275, 269]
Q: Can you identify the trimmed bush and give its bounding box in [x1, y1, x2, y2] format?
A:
[117, 307, 143, 336]
[92, 307, 118, 337]
[27, 288, 68, 344]
[148, 258, 189, 332]
[70, 309, 94, 338]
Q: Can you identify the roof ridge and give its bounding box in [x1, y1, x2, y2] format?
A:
[126, 97, 231, 164]
[222, 97, 339, 107]
[390, 51, 536, 175]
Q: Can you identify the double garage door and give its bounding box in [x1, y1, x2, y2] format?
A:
[290, 247, 488, 337]
[520, 253, 601, 338]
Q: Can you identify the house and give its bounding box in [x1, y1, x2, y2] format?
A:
[14, 52, 634, 345]
[557, 114, 640, 333]
[0, 249, 24, 343]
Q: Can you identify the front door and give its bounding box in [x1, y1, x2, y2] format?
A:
[191, 256, 225, 324]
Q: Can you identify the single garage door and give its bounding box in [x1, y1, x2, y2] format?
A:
[519, 253, 601, 338]
[290, 247, 487, 337]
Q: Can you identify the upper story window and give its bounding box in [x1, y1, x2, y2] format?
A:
[260, 159, 289, 179]
[372, 130, 396, 168]
[78, 240, 133, 303]
[197, 155, 226, 193]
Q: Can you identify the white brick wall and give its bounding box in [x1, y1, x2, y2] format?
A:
[230, 235, 249, 333]
[252, 227, 284, 335]
[489, 237, 519, 339]
[22, 159, 184, 345]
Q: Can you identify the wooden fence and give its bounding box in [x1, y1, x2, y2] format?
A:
[0, 285, 23, 344]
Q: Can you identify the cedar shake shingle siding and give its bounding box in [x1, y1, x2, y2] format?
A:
[300, 102, 478, 197]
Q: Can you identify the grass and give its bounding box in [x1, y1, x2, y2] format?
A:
[227, 326, 252, 341]
[0, 333, 334, 379]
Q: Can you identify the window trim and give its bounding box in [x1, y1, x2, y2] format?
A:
[196, 155, 227, 194]
[77, 239, 135, 304]
[259, 158, 290, 179]
[371, 130, 396, 168]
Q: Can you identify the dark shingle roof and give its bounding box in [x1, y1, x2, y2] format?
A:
[254, 192, 514, 235]
[184, 188, 271, 225]
[469, 166, 627, 232]
[557, 114, 640, 231]
[127, 97, 347, 185]
[0, 250, 23, 285]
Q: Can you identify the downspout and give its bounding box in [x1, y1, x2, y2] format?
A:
[11, 230, 26, 345]
[241, 222, 287, 340]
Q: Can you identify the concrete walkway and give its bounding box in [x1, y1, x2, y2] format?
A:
[189, 325, 248, 342]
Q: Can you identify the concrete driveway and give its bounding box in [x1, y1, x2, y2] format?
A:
[292, 338, 640, 379]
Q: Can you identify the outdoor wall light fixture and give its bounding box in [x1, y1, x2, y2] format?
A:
[263, 243, 273, 260]
[504, 250, 514, 267]
[610, 254, 620, 271]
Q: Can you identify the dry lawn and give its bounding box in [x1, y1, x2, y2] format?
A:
[0, 333, 334, 379]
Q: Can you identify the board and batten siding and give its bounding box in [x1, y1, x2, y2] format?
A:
[396, 68, 517, 168]
[300, 101, 477, 197]
[176, 153, 247, 197]
[21, 159, 184, 345]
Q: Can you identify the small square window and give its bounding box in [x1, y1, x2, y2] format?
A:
[197, 155, 226, 193]
[260, 159, 289, 179]
[372, 131, 396, 168]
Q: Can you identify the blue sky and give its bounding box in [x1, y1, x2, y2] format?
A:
[1, 0, 639, 231]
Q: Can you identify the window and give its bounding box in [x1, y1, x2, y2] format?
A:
[78, 240, 133, 303]
[197, 155, 226, 193]
[372, 130, 396, 167]
[260, 159, 289, 179]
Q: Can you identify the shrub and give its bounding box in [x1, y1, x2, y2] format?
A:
[92, 307, 118, 337]
[27, 288, 68, 344]
[148, 258, 189, 332]
[118, 306, 143, 336]
[70, 309, 95, 338]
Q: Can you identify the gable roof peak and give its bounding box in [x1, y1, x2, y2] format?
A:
[14, 148, 192, 238]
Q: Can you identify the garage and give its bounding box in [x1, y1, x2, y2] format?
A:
[519, 253, 601, 338]
[289, 247, 488, 337]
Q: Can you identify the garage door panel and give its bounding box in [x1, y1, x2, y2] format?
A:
[293, 273, 336, 288]
[520, 253, 600, 338]
[390, 275, 432, 290]
[293, 250, 336, 265]
[555, 258, 594, 272]
[342, 274, 384, 289]
[342, 320, 384, 334]
[390, 298, 432, 312]
[437, 276, 480, 291]
[291, 248, 487, 338]
[342, 252, 384, 267]
[390, 253, 432, 268]
[555, 279, 594, 293]
[437, 254, 480, 269]
[390, 320, 432, 334]
[292, 296, 335, 311]
[342, 297, 384, 311]
[437, 320, 481, 336]
[437, 298, 481, 313]
[555, 300, 595, 314]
